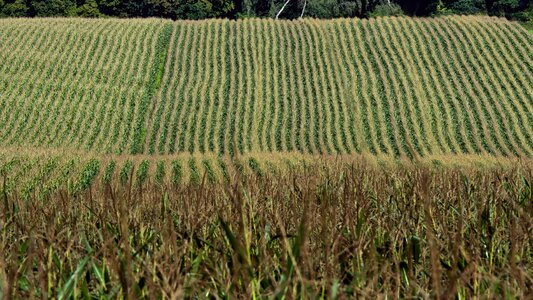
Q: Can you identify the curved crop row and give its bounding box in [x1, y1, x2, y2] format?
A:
[0, 17, 531, 158]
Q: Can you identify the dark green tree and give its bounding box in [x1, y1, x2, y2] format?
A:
[176, 0, 213, 18]
[490, 0, 519, 16]
[96, 0, 119, 15]
[116, 0, 144, 17]
[447, 0, 486, 14]
[238, 0, 272, 17]
[176, 0, 233, 19]
[145, 0, 179, 18]
[306, 0, 376, 18]
[1, 0, 30, 16]
[396, 0, 439, 16]
[369, 2, 404, 17]
[76, 0, 102, 16]
[32, 0, 77, 16]
[305, 0, 339, 18]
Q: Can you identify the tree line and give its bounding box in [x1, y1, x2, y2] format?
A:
[0, 0, 531, 22]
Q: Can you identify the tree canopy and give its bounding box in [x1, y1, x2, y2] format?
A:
[0, 0, 531, 23]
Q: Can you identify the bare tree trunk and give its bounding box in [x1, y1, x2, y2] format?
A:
[275, 0, 291, 19]
[299, 0, 307, 18]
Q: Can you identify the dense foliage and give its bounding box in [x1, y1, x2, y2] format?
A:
[0, 0, 531, 20]
[0, 155, 531, 298]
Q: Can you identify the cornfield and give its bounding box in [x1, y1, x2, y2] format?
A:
[0, 158, 532, 298]
[0, 16, 531, 159]
[0, 15, 532, 298]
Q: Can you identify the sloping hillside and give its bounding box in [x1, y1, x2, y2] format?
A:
[0, 16, 531, 158]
